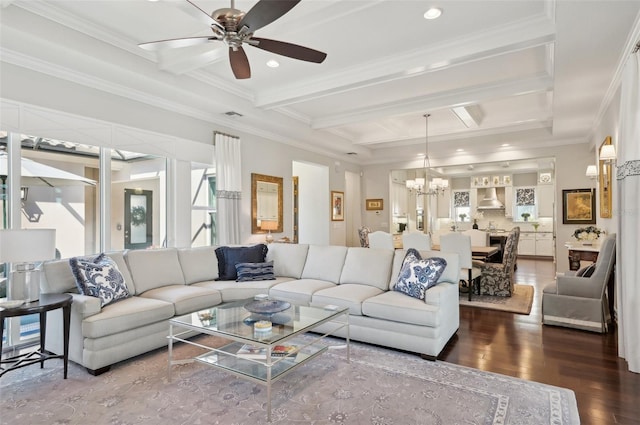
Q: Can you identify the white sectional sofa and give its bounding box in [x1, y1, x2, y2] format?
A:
[41, 243, 460, 375]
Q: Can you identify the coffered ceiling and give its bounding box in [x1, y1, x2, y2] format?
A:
[1, 0, 639, 166]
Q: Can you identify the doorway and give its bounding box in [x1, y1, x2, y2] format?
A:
[292, 161, 329, 245]
[124, 189, 153, 249]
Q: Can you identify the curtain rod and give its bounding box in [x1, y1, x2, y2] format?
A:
[213, 131, 239, 140]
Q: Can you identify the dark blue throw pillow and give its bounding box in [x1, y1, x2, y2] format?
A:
[235, 261, 276, 282]
[394, 248, 447, 300]
[215, 244, 269, 281]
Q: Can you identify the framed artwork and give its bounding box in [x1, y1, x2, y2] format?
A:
[599, 136, 613, 218]
[366, 198, 384, 211]
[331, 191, 344, 221]
[562, 188, 596, 224]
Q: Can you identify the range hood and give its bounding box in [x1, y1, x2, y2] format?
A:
[477, 187, 505, 210]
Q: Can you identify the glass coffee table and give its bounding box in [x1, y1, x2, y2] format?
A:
[168, 298, 350, 422]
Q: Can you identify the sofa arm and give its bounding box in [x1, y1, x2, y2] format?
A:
[555, 275, 600, 298]
[68, 293, 102, 316]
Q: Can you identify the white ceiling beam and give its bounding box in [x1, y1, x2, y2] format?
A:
[313, 74, 554, 131]
[254, 15, 556, 109]
[157, 45, 226, 74]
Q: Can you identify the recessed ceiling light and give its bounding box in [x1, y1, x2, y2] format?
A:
[266, 59, 280, 68]
[456, 148, 464, 152]
[424, 7, 442, 20]
[501, 143, 510, 147]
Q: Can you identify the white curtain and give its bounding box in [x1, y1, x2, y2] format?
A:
[214, 132, 241, 245]
[616, 49, 640, 373]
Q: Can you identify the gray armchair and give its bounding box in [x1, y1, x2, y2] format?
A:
[542, 233, 616, 333]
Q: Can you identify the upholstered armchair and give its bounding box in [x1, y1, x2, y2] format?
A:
[542, 233, 616, 333]
[477, 227, 519, 296]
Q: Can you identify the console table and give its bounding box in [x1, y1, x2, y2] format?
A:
[565, 242, 600, 271]
[0, 293, 72, 378]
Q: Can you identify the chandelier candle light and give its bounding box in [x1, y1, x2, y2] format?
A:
[405, 114, 449, 196]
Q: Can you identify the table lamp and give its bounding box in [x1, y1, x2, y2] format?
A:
[261, 220, 278, 243]
[0, 229, 56, 302]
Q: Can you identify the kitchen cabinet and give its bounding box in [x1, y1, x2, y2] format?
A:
[436, 188, 451, 218]
[504, 186, 513, 218]
[518, 231, 553, 257]
[537, 185, 554, 217]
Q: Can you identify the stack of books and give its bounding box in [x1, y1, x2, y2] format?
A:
[235, 344, 298, 359]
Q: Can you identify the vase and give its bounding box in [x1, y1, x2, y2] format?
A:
[472, 220, 479, 230]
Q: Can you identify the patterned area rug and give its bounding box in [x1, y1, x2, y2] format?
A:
[460, 283, 535, 314]
[1, 334, 578, 424]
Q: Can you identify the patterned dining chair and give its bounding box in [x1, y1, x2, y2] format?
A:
[477, 227, 520, 296]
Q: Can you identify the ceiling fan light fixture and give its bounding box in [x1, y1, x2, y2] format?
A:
[424, 7, 442, 20]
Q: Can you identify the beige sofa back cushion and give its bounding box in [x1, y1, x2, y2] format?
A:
[178, 246, 219, 284]
[125, 248, 185, 294]
[339, 247, 394, 290]
[301, 245, 348, 283]
[388, 249, 460, 290]
[42, 251, 136, 295]
[266, 243, 309, 278]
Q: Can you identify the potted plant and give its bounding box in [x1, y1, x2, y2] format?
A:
[521, 212, 530, 222]
[459, 213, 467, 222]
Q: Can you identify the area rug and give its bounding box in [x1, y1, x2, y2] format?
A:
[1, 336, 578, 424]
[460, 283, 534, 315]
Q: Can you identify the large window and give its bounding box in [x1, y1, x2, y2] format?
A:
[453, 190, 471, 223]
[1, 132, 167, 352]
[191, 163, 216, 247]
[515, 187, 537, 222]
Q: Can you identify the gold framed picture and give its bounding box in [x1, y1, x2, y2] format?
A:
[366, 198, 384, 211]
[331, 191, 344, 221]
[562, 188, 596, 224]
[599, 136, 612, 218]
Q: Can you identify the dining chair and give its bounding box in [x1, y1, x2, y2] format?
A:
[358, 226, 372, 248]
[440, 233, 481, 301]
[402, 232, 432, 250]
[462, 229, 489, 247]
[477, 227, 519, 296]
[368, 231, 395, 250]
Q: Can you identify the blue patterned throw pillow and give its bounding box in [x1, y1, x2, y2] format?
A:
[394, 248, 447, 300]
[69, 253, 130, 307]
[235, 261, 276, 282]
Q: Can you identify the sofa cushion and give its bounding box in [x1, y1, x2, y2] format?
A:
[301, 245, 348, 283]
[82, 296, 175, 339]
[393, 249, 447, 300]
[362, 291, 441, 327]
[178, 246, 219, 284]
[125, 248, 185, 294]
[69, 254, 131, 307]
[265, 243, 309, 278]
[215, 244, 268, 281]
[196, 277, 289, 302]
[140, 284, 222, 316]
[269, 279, 336, 305]
[236, 261, 275, 282]
[311, 284, 384, 316]
[339, 247, 394, 290]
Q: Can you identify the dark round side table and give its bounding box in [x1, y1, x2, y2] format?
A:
[0, 293, 73, 379]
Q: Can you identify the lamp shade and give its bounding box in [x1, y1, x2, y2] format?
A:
[0, 229, 56, 263]
[261, 221, 278, 232]
[600, 144, 616, 161]
[585, 165, 598, 178]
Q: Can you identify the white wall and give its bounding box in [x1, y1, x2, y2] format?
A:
[293, 161, 330, 245]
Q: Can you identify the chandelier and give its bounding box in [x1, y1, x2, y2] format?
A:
[405, 114, 448, 196]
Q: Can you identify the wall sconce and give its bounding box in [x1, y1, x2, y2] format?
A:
[585, 165, 598, 179]
[20, 187, 28, 201]
[599, 144, 617, 162]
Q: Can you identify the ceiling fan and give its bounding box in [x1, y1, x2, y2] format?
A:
[139, 0, 327, 79]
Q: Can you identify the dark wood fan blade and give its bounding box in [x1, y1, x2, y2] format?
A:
[239, 0, 301, 33]
[229, 47, 251, 79]
[182, 0, 225, 32]
[251, 37, 327, 63]
[139, 36, 219, 51]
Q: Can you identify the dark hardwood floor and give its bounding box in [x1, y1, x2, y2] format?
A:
[440, 258, 640, 425]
